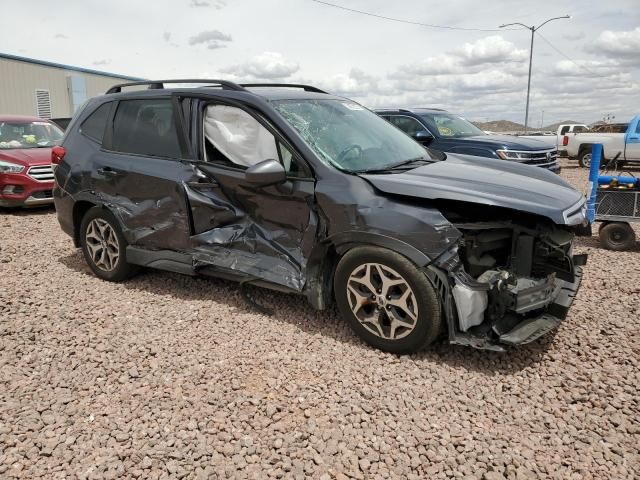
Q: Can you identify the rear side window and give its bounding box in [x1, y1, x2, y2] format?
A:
[111, 99, 180, 158]
[80, 102, 111, 143]
[560, 126, 570, 135]
[389, 116, 426, 137]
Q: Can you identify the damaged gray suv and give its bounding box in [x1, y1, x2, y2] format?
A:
[53, 80, 588, 353]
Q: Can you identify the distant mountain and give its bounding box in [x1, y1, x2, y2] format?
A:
[472, 120, 526, 132]
[472, 119, 586, 132]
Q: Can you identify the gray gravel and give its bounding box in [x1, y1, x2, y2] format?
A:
[1, 159, 639, 479]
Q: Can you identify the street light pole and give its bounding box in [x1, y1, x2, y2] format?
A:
[500, 15, 570, 133]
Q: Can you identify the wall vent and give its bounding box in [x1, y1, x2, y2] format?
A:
[35, 89, 52, 118]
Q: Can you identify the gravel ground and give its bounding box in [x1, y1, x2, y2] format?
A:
[1, 159, 639, 480]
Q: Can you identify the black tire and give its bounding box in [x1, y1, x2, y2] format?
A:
[578, 148, 592, 168]
[79, 206, 137, 281]
[598, 222, 636, 251]
[334, 246, 442, 354]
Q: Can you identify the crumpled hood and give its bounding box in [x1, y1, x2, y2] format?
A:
[0, 147, 52, 167]
[460, 134, 553, 150]
[361, 154, 584, 225]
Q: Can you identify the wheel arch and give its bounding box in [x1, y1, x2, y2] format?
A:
[72, 200, 97, 247]
[303, 231, 432, 311]
[577, 143, 593, 157]
[72, 199, 121, 247]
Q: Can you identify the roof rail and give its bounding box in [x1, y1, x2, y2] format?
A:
[414, 107, 447, 111]
[106, 79, 246, 94]
[241, 83, 329, 94]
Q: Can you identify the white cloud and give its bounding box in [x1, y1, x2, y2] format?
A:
[550, 59, 623, 77]
[394, 54, 462, 76]
[393, 35, 526, 79]
[319, 69, 385, 97]
[190, 0, 226, 8]
[188, 30, 232, 49]
[588, 27, 640, 64]
[453, 35, 527, 66]
[221, 52, 299, 80]
[3, 0, 639, 124]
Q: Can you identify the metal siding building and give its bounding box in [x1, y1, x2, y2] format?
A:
[0, 53, 143, 119]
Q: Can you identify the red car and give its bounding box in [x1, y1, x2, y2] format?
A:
[0, 115, 63, 207]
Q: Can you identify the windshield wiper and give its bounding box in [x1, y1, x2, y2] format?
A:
[354, 157, 433, 174]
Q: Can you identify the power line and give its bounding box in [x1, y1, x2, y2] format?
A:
[536, 32, 609, 78]
[309, 0, 519, 32]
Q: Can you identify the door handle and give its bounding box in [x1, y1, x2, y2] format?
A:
[97, 167, 120, 177]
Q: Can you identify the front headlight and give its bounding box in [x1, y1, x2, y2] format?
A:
[0, 160, 25, 174]
[496, 150, 533, 160]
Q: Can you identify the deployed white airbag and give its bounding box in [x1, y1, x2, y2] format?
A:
[452, 283, 488, 332]
[204, 105, 278, 167]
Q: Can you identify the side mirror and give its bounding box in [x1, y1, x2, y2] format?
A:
[413, 130, 433, 144]
[245, 159, 286, 186]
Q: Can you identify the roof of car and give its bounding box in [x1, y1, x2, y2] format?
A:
[101, 80, 345, 102]
[247, 87, 343, 101]
[0, 114, 51, 123]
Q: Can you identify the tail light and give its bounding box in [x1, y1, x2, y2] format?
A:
[51, 146, 66, 165]
[562, 135, 569, 146]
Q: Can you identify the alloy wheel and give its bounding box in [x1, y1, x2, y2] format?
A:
[346, 263, 418, 340]
[85, 218, 120, 272]
[582, 153, 592, 167]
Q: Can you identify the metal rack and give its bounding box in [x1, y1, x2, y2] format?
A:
[106, 80, 328, 95]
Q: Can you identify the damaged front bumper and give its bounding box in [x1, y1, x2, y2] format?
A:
[430, 253, 586, 352]
[495, 265, 583, 346]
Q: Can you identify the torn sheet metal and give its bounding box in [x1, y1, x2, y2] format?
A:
[184, 170, 318, 291]
[96, 192, 192, 251]
[315, 174, 462, 263]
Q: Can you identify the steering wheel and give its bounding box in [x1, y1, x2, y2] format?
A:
[336, 144, 363, 165]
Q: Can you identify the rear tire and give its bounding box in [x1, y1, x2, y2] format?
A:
[80, 206, 137, 281]
[598, 222, 636, 251]
[334, 246, 442, 354]
[578, 149, 592, 168]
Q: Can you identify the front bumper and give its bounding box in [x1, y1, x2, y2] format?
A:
[497, 265, 583, 345]
[0, 171, 54, 208]
[448, 261, 585, 352]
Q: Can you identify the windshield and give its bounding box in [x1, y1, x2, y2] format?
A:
[420, 113, 485, 138]
[0, 121, 63, 149]
[273, 99, 430, 172]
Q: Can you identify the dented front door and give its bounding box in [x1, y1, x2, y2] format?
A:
[184, 163, 317, 291]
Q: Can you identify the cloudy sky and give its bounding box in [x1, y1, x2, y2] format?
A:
[3, 0, 639, 125]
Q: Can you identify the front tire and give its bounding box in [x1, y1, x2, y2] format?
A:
[599, 222, 636, 251]
[80, 207, 137, 281]
[334, 246, 442, 354]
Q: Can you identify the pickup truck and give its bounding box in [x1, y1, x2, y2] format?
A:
[566, 115, 640, 167]
[557, 124, 588, 156]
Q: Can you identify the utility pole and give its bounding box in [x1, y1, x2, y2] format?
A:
[500, 15, 570, 133]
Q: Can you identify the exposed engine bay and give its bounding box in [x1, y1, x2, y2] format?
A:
[434, 201, 587, 350]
